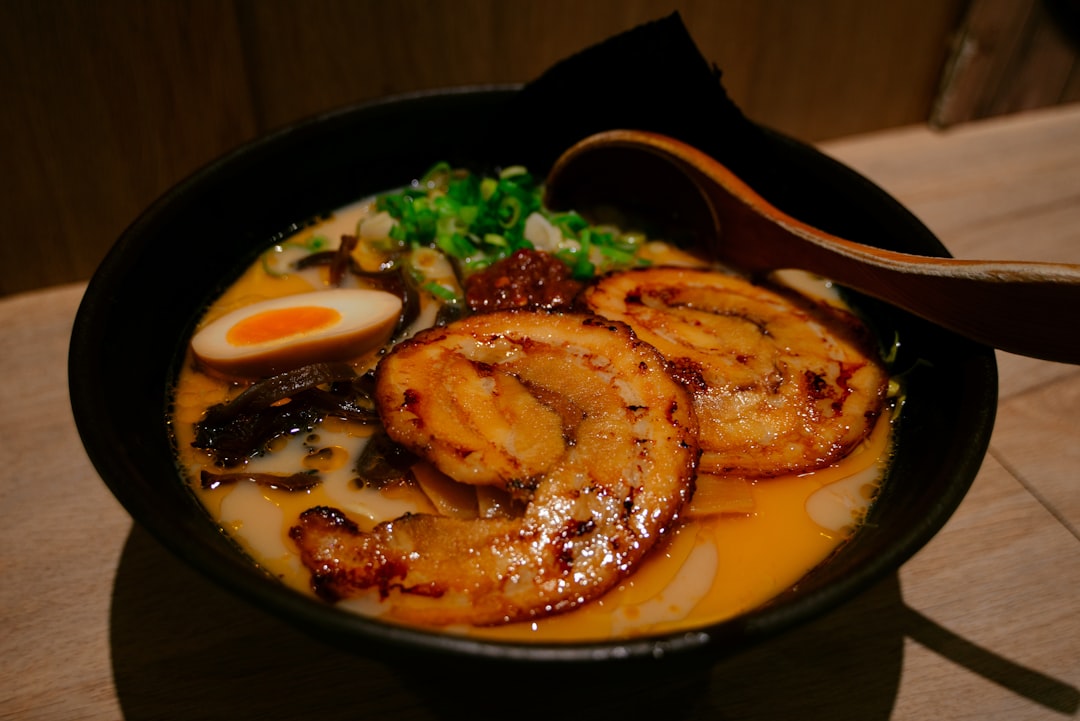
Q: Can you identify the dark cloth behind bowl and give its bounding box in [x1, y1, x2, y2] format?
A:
[492, 12, 931, 256]
[485, 13, 771, 180]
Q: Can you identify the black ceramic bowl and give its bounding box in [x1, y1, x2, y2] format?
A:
[69, 87, 997, 663]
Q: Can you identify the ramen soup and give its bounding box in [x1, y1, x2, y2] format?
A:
[170, 164, 897, 641]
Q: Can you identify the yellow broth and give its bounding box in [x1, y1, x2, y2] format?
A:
[170, 197, 895, 642]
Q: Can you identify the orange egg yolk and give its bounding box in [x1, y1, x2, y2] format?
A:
[225, 306, 342, 346]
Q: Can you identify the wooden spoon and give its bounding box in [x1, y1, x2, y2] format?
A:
[545, 129, 1080, 365]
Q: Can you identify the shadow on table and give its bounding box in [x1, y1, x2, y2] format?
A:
[109, 524, 1077, 720]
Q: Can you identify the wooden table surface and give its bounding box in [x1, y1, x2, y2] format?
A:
[3, 103, 1079, 721]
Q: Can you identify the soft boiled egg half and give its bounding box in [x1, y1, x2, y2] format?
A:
[191, 289, 402, 378]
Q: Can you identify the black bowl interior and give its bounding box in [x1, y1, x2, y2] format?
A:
[69, 87, 997, 663]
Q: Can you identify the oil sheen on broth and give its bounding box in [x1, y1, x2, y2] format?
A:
[171, 176, 895, 642]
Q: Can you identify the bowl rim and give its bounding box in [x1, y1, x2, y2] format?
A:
[69, 86, 997, 663]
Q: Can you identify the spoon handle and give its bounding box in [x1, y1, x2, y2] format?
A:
[768, 220, 1080, 364]
[685, 156, 1080, 365]
[553, 131, 1080, 365]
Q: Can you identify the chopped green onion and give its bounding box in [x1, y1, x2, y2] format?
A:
[305, 235, 329, 251]
[422, 281, 459, 301]
[419, 161, 452, 190]
[498, 196, 522, 228]
[499, 165, 528, 179]
[375, 162, 652, 281]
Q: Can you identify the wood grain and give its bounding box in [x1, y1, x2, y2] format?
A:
[0, 0, 257, 295]
[933, 0, 1080, 127]
[1, 0, 969, 296]
[0, 283, 129, 720]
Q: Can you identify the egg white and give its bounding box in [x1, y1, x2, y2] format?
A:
[191, 288, 402, 378]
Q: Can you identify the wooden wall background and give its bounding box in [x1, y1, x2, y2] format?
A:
[2, 0, 1078, 296]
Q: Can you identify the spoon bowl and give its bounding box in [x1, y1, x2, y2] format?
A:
[546, 130, 1080, 364]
